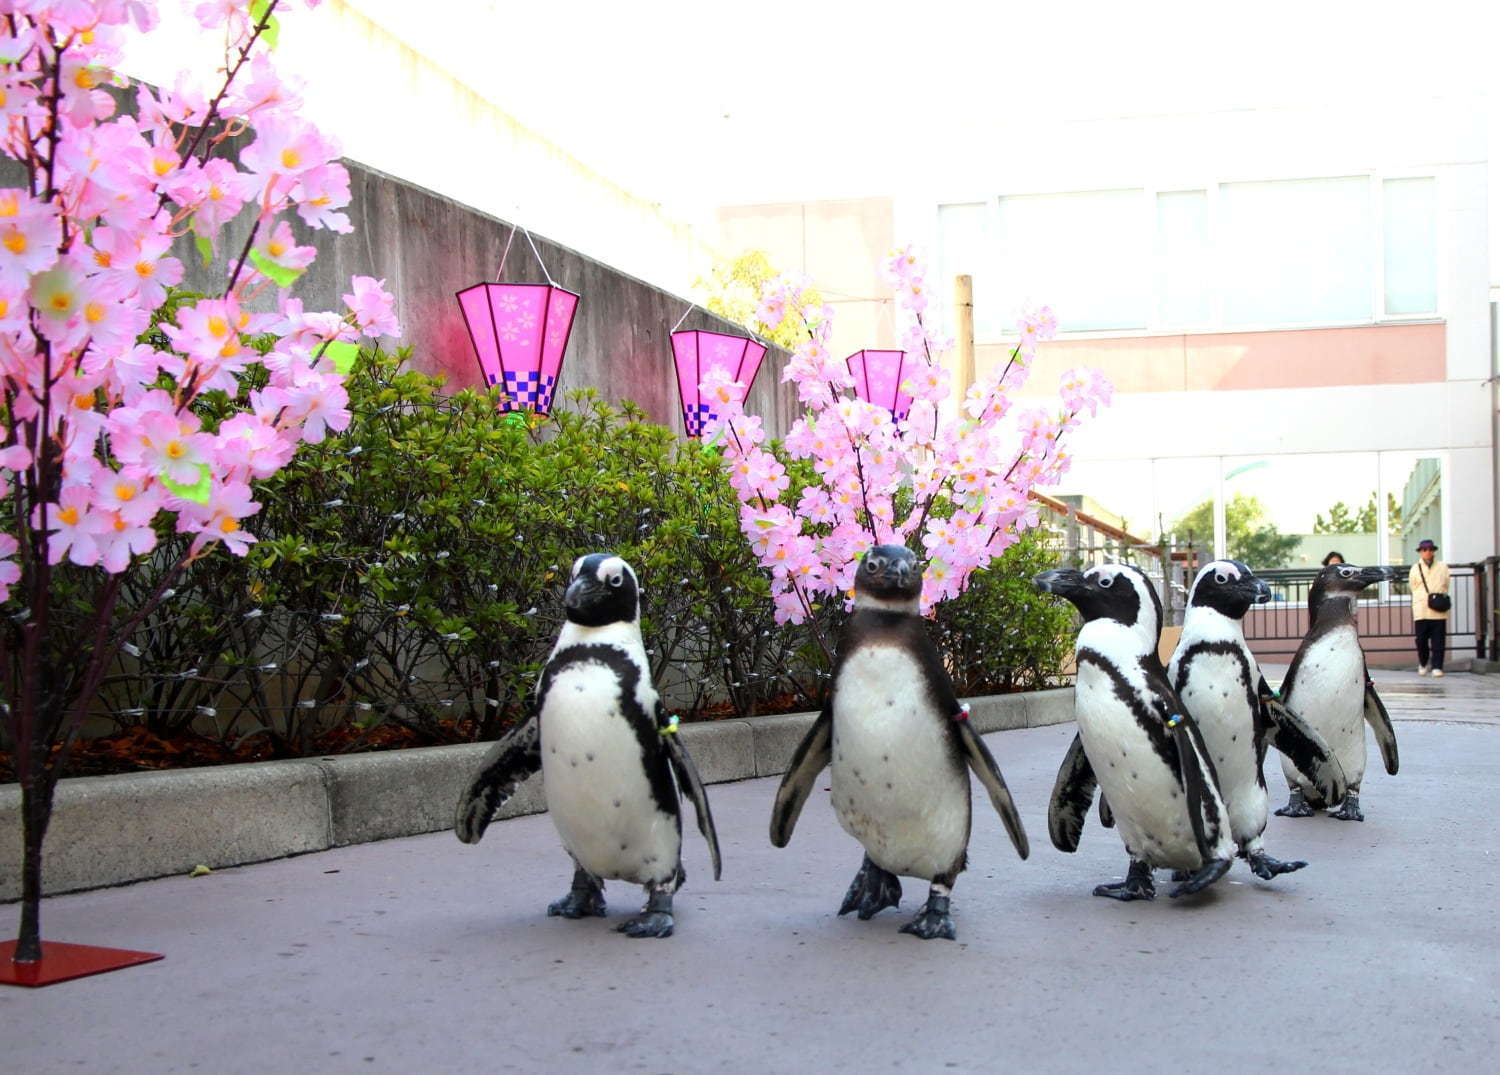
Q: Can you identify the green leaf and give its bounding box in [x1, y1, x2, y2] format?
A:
[249, 247, 303, 288]
[162, 462, 212, 505]
[322, 340, 359, 375]
[251, 0, 280, 48]
[195, 233, 213, 268]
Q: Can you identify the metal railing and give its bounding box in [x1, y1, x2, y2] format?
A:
[1032, 493, 1200, 626]
[1242, 563, 1485, 657]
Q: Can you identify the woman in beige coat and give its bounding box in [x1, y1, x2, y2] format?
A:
[1409, 539, 1450, 676]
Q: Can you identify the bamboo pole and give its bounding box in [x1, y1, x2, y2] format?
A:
[954, 274, 975, 409]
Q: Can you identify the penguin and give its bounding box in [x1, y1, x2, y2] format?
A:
[1035, 563, 1235, 901]
[770, 545, 1029, 941]
[453, 553, 721, 938]
[1168, 560, 1348, 879]
[1274, 562, 1399, 822]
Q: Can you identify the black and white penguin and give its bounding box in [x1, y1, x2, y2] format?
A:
[1169, 560, 1347, 878]
[771, 545, 1029, 941]
[453, 553, 721, 938]
[1035, 563, 1235, 901]
[1274, 562, 1399, 822]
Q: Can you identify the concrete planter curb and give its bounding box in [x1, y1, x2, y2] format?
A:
[0, 687, 1074, 901]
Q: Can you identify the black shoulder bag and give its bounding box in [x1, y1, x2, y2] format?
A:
[1418, 562, 1451, 613]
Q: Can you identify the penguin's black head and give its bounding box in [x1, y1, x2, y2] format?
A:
[1035, 564, 1163, 649]
[564, 553, 640, 627]
[1188, 559, 1271, 620]
[854, 544, 922, 611]
[1308, 561, 1394, 620]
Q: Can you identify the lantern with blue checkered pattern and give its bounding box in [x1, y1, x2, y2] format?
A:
[670, 330, 768, 438]
[456, 282, 580, 415]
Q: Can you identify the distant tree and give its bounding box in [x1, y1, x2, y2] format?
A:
[1314, 492, 1402, 534]
[695, 250, 826, 351]
[1173, 494, 1299, 569]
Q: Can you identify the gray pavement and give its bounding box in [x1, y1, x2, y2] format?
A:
[4, 667, 1499, 1073]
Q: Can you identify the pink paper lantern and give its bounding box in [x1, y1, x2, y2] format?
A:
[670, 330, 768, 437]
[846, 349, 912, 421]
[456, 282, 580, 414]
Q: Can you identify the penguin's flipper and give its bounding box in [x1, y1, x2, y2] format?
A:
[660, 709, 722, 881]
[1048, 732, 1097, 853]
[453, 717, 542, 844]
[954, 718, 1030, 859]
[1258, 683, 1349, 805]
[1363, 679, 1400, 775]
[769, 703, 833, 848]
[1099, 794, 1115, 828]
[1168, 715, 1229, 864]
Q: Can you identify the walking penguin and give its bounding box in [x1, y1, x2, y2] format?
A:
[1274, 561, 1399, 822]
[770, 545, 1029, 940]
[1168, 560, 1347, 878]
[453, 553, 721, 938]
[1035, 563, 1235, 901]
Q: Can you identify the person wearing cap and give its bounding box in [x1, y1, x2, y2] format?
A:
[1409, 539, 1450, 677]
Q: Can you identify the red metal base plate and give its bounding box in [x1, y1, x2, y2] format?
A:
[1, 940, 163, 987]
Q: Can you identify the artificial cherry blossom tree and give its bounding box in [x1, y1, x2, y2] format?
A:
[0, 0, 399, 963]
[706, 245, 1112, 653]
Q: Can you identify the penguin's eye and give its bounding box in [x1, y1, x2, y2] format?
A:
[864, 558, 882, 573]
[1214, 572, 1228, 585]
[1096, 574, 1114, 589]
[607, 573, 623, 588]
[1339, 567, 1356, 578]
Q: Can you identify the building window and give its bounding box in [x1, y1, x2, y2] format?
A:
[1218, 176, 1374, 327]
[940, 173, 1440, 339]
[993, 188, 1149, 333]
[1383, 177, 1438, 316]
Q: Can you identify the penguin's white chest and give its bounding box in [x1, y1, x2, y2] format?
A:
[830, 645, 969, 880]
[1282, 627, 1368, 786]
[1174, 647, 1266, 845]
[1075, 660, 1206, 870]
[539, 662, 678, 885]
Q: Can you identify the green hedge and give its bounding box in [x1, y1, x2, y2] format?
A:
[47, 350, 1072, 757]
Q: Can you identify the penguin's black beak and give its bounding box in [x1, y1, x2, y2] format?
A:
[564, 575, 603, 613]
[1035, 568, 1088, 599]
[1251, 578, 1272, 604]
[1362, 566, 1397, 584]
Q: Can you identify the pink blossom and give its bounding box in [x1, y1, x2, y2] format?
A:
[0, 189, 60, 287]
[341, 275, 401, 337]
[182, 480, 260, 557]
[40, 484, 101, 567]
[0, 532, 18, 602]
[291, 162, 352, 233]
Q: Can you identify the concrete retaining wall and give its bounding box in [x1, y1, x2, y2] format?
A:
[0, 689, 1074, 901]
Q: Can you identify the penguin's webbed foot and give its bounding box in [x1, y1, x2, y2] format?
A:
[838, 854, 903, 920]
[898, 895, 956, 941]
[1274, 789, 1316, 818]
[617, 885, 674, 939]
[617, 911, 674, 938]
[547, 869, 606, 919]
[1329, 793, 1364, 822]
[1093, 859, 1155, 901]
[1246, 850, 1307, 879]
[1169, 857, 1232, 898]
[1170, 870, 1190, 883]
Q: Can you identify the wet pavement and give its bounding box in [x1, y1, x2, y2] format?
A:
[4, 667, 1498, 1073]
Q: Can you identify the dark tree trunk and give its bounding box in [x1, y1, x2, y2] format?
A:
[13, 776, 53, 963]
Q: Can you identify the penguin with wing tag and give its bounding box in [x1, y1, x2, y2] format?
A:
[1169, 560, 1346, 879]
[1036, 563, 1235, 901]
[454, 554, 720, 938]
[771, 545, 1029, 941]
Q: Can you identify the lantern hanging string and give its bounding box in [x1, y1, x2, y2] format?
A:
[523, 228, 557, 287]
[496, 222, 518, 280]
